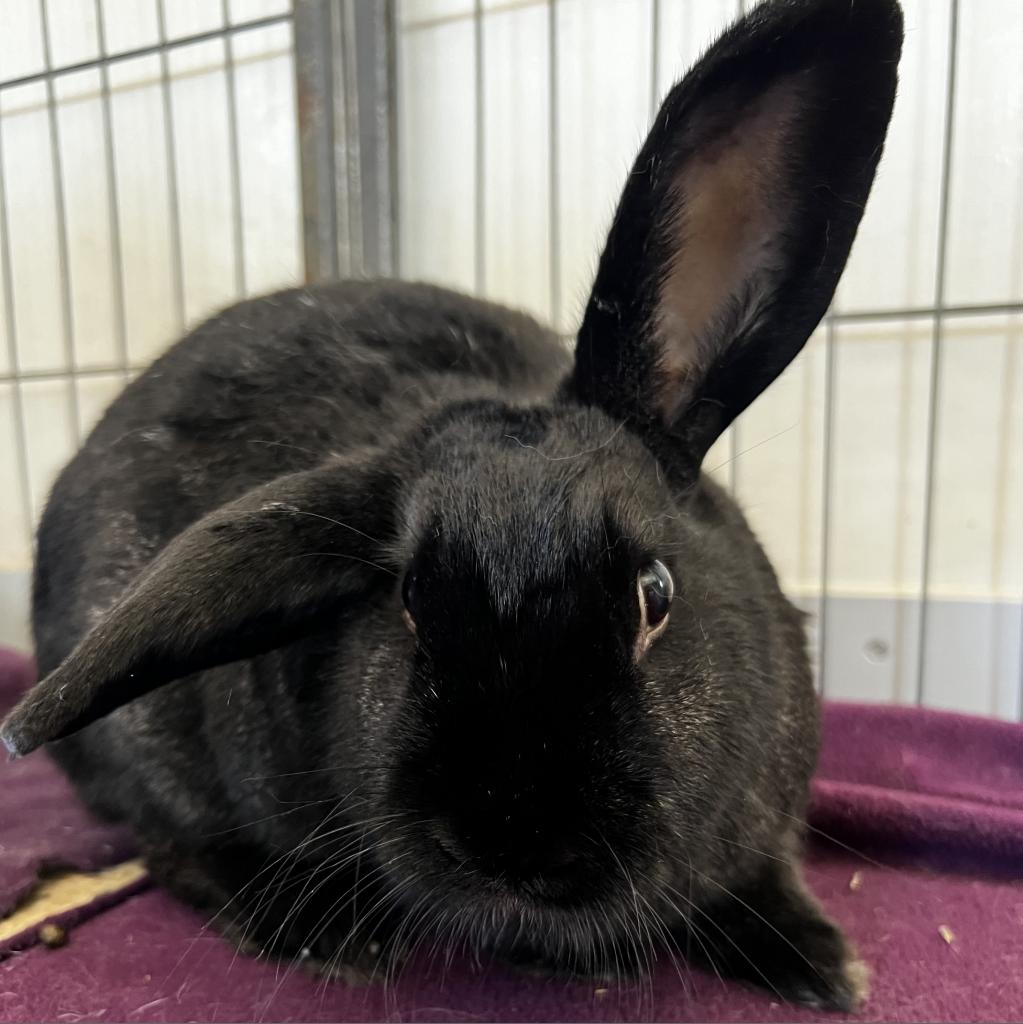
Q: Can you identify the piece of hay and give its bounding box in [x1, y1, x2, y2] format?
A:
[0, 859, 148, 946]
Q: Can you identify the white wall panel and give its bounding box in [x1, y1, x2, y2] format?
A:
[480, 2, 551, 321]
[945, 0, 1023, 306]
[398, 15, 477, 292]
[837, 0, 950, 312]
[552, 0, 651, 333]
[107, 54, 183, 364]
[0, 83, 68, 374]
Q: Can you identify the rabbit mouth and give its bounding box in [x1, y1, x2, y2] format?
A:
[388, 882, 659, 982]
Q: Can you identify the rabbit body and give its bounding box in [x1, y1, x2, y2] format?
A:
[7, 0, 905, 1009]
[35, 279, 828, 992]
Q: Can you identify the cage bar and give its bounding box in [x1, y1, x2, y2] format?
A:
[2, 297, 1018, 387]
[547, 0, 560, 329]
[0, 117, 37, 551]
[0, 14, 292, 93]
[295, 0, 340, 282]
[648, 0, 660, 122]
[728, 0, 747, 496]
[832, 301, 1023, 324]
[294, 0, 396, 282]
[915, 0, 961, 707]
[358, 0, 398, 279]
[817, 315, 839, 696]
[92, 0, 129, 377]
[154, 0, 186, 331]
[474, 0, 486, 297]
[221, 0, 247, 298]
[38, 0, 82, 444]
[338, 0, 360, 275]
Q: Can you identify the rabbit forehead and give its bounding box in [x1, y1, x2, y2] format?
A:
[405, 403, 668, 532]
[400, 405, 677, 606]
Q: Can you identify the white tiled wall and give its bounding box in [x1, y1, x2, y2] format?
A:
[0, 1, 1020, 718]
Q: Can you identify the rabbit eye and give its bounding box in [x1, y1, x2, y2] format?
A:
[401, 571, 419, 633]
[638, 560, 674, 631]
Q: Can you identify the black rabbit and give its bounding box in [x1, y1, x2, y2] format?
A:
[3, 0, 902, 1010]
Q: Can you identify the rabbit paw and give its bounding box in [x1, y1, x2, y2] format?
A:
[678, 866, 868, 1012]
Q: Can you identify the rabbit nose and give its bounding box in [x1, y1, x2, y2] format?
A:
[519, 842, 580, 875]
[492, 840, 581, 880]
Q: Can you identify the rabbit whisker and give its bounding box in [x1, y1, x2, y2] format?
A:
[651, 864, 722, 991]
[256, 818, 413, 954]
[278, 820, 420, 939]
[771, 806, 886, 869]
[245, 817, 406, 935]
[257, 505, 386, 547]
[705, 421, 798, 476]
[288, 551, 398, 577]
[503, 419, 626, 463]
[633, 868, 691, 995]
[247, 439, 323, 458]
[706, 832, 790, 864]
[203, 796, 339, 838]
[241, 765, 354, 782]
[160, 791, 375, 992]
[228, 797, 383, 909]
[227, 808, 401, 963]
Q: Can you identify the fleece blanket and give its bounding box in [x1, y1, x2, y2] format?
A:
[1, 645, 1021, 1022]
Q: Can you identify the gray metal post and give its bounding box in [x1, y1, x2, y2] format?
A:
[295, 0, 398, 283]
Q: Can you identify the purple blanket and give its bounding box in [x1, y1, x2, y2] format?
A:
[1, 646, 1021, 1022]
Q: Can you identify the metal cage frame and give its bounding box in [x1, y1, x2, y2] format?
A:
[0, 0, 1019, 710]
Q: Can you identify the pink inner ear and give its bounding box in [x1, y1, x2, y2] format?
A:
[654, 78, 803, 423]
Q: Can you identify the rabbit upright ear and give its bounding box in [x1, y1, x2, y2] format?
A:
[1, 457, 397, 756]
[567, 0, 903, 476]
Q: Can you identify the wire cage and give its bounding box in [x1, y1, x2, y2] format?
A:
[0, 0, 1020, 718]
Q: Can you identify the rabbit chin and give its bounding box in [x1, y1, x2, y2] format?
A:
[378, 848, 666, 979]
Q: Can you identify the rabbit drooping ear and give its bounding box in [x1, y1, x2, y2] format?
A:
[567, 0, 903, 476]
[1, 457, 397, 757]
